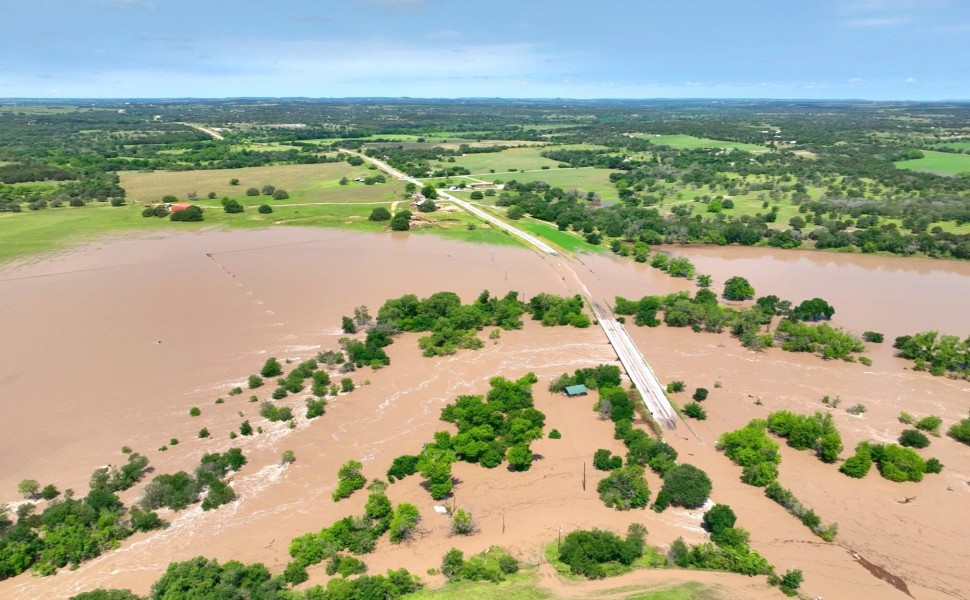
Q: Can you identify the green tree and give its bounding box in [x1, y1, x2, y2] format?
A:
[369, 207, 392, 221]
[260, 357, 282, 377]
[272, 189, 289, 200]
[791, 298, 835, 321]
[899, 429, 930, 448]
[506, 444, 533, 471]
[17, 479, 39, 499]
[451, 508, 476, 535]
[245, 187, 259, 196]
[948, 418, 970, 444]
[657, 464, 712, 509]
[441, 548, 464, 579]
[261, 184, 276, 196]
[723, 276, 755, 301]
[333, 460, 366, 501]
[597, 465, 650, 510]
[390, 213, 411, 231]
[222, 199, 243, 213]
[389, 503, 421, 543]
[702, 504, 737, 535]
[257, 204, 273, 214]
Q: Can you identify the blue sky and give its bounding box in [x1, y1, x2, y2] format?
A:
[1, 0, 968, 100]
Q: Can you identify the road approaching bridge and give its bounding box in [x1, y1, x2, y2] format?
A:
[344, 150, 682, 430]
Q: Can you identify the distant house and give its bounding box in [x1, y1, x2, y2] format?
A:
[468, 182, 494, 188]
[170, 203, 192, 213]
[564, 384, 589, 397]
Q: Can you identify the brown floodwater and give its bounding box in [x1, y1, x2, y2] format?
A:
[0, 231, 968, 600]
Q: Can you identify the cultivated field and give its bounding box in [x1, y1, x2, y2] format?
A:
[895, 149, 970, 175]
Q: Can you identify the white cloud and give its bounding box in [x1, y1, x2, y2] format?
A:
[905, 77, 918, 83]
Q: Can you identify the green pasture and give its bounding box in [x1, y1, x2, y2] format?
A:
[120, 162, 402, 204]
[932, 141, 970, 152]
[512, 215, 605, 254]
[434, 147, 562, 174]
[635, 134, 768, 153]
[408, 571, 715, 600]
[499, 167, 622, 202]
[896, 150, 970, 175]
[0, 184, 530, 264]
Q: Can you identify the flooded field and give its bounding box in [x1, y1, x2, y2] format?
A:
[1, 231, 968, 600]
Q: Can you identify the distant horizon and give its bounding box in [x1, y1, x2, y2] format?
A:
[3, 0, 968, 101]
[3, 96, 970, 104]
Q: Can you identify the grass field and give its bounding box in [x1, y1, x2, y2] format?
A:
[1, 166, 527, 264]
[635, 134, 768, 154]
[896, 150, 970, 175]
[408, 571, 717, 600]
[120, 163, 401, 204]
[543, 541, 668, 580]
[498, 168, 622, 202]
[932, 141, 970, 152]
[433, 147, 562, 174]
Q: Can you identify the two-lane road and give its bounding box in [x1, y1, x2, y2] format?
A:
[343, 149, 682, 431]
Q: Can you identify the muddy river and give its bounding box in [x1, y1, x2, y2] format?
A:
[0, 231, 967, 600]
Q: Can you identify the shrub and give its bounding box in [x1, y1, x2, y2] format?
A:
[272, 189, 289, 200]
[949, 418, 970, 445]
[441, 549, 464, 579]
[340, 378, 355, 393]
[776, 568, 804, 596]
[261, 185, 276, 196]
[898, 429, 930, 448]
[189, 407, 201, 417]
[924, 458, 944, 473]
[369, 207, 392, 221]
[222, 199, 244, 213]
[702, 504, 737, 535]
[239, 420, 253, 436]
[593, 449, 622, 471]
[260, 357, 282, 378]
[389, 503, 421, 543]
[666, 381, 685, 393]
[41, 484, 60, 501]
[862, 331, 884, 343]
[549, 428, 562, 439]
[683, 402, 707, 420]
[846, 404, 867, 415]
[898, 411, 915, 424]
[258, 204, 273, 214]
[387, 455, 420, 482]
[306, 398, 326, 419]
[839, 442, 872, 478]
[873, 443, 926, 482]
[597, 465, 650, 510]
[692, 388, 709, 402]
[915, 415, 942, 436]
[333, 460, 366, 501]
[451, 508, 476, 535]
[198, 428, 210, 439]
